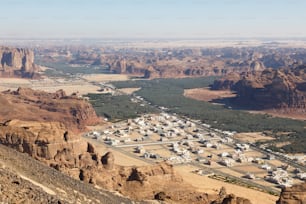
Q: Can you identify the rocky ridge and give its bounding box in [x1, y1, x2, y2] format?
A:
[212, 65, 306, 110]
[0, 47, 39, 78]
[49, 46, 306, 79]
[0, 87, 102, 133]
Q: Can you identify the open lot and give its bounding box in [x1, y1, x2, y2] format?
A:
[81, 74, 130, 82]
[184, 88, 236, 102]
[234, 132, 275, 143]
[0, 77, 101, 95]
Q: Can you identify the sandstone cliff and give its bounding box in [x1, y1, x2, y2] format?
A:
[0, 144, 133, 204]
[212, 65, 306, 110]
[0, 88, 102, 133]
[277, 182, 306, 204]
[0, 47, 39, 78]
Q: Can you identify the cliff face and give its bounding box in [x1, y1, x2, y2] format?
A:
[277, 182, 306, 204]
[212, 66, 306, 110]
[0, 120, 86, 161]
[0, 47, 39, 78]
[0, 88, 102, 133]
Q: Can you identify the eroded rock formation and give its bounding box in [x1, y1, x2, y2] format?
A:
[0, 47, 39, 78]
[212, 65, 306, 110]
[0, 88, 102, 133]
[277, 182, 306, 204]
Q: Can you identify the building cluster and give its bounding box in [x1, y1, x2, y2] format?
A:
[265, 168, 293, 188]
[84, 113, 306, 189]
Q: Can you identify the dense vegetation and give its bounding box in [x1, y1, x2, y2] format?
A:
[86, 93, 158, 122]
[36, 59, 111, 77]
[113, 77, 306, 153]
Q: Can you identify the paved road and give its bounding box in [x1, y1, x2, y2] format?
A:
[115, 139, 200, 148]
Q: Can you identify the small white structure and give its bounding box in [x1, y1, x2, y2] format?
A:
[135, 146, 146, 154]
[244, 173, 255, 179]
[261, 164, 272, 170]
[296, 172, 306, 180]
[219, 152, 230, 157]
[220, 158, 235, 167]
[193, 149, 204, 154]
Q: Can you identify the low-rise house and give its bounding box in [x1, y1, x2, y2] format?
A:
[261, 164, 272, 170]
[135, 146, 146, 154]
[236, 143, 250, 151]
[219, 152, 230, 157]
[212, 143, 221, 149]
[253, 158, 265, 164]
[105, 139, 119, 146]
[296, 172, 306, 180]
[220, 158, 235, 167]
[160, 137, 169, 142]
[244, 173, 256, 179]
[121, 138, 131, 143]
[203, 142, 213, 148]
[192, 148, 204, 154]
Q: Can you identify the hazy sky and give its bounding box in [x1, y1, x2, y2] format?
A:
[0, 0, 305, 39]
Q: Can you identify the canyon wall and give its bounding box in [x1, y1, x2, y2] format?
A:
[0, 47, 39, 78]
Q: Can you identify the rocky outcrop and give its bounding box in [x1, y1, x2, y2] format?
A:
[212, 65, 306, 110]
[220, 194, 252, 204]
[0, 88, 102, 133]
[211, 72, 241, 90]
[277, 182, 306, 204]
[0, 120, 86, 161]
[0, 47, 39, 78]
[0, 144, 133, 204]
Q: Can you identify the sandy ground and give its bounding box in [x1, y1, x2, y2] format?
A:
[0, 78, 32, 84]
[174, 165, 278, 204]
[0, 77, 102, 95]
[234, 132, 275, 143]
[31, 84, 101, 95]
[81, 74, 129, 82]
[118, 88, 140, 95]
[184, 88, 236, 102]
[0, 78, 32, 92]
[233, 165, 266, 174]
[249, 109, 306, 121]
